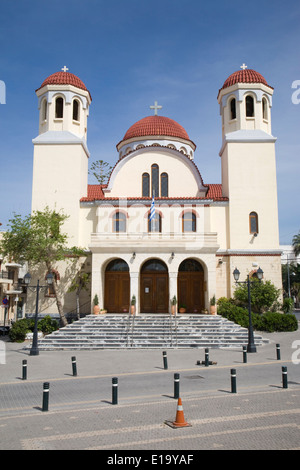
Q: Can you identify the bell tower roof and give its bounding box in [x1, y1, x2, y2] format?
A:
[36, 67, 92, 100]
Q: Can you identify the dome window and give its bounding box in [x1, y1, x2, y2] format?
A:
[55, 97, 64, 119]
[151, 164, 159, 197]
[42, 99, 47, 121]
[230, 98, 236, 120]
[262, 97, 268, 120]
[246, 95, 254, 117]
[161, 173, 168, 197]
[73, 99, 80, 121]
[142, 173, 150, 197]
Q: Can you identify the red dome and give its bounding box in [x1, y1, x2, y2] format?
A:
[123, 116, 191, 141]
[37, 71, 91, 97]
[221, 69, 272, 91]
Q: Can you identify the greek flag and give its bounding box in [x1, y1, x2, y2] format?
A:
[149, 195, 155, 221]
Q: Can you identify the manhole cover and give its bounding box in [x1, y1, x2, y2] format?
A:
[184, 375, 204, 380]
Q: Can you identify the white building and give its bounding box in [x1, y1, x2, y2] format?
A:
[28, 65, 282, 316]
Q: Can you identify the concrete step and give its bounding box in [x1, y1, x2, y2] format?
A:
[34, 314, 269, 350]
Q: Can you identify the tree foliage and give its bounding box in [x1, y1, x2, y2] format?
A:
[233, 278, 281, 313]
[0, 207, 85, 326]
[89, 159, 112, 185]
[292, 231, 300, 257]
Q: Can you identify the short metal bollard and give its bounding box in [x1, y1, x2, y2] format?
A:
[282, 366, 288, 389]
[112, 377, 118, 405]
[163, 351, 168, 370]
[276, 344, 281, 360]
[243, 346, 247, 364]
[205, 348, 209, 367]
[42, 382, 50, 412]
[22, 360, 27, 380]
[174, 373, 180, 399]
[71, 356, 77, 376]
[231, 369, 237, 393]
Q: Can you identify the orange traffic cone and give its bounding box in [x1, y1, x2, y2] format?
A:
[170, 398, 191, 428]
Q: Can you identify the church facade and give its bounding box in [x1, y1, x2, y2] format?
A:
[28, 66, 282, 316]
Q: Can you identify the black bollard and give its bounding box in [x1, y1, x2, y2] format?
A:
[276, 344, 281, 360]
[163, 351, 168, 370]
[231, 369, 237, 393]
[22, 360, 27, 380]
[243, 346, 247, 364]
[112, 377, 118, 405]
[282, 366, 288, 389]
[174, 373, 180, 399]
[205, 348, 209, 367]
[42, 382, 50, 412]
[71, 356, 77, 377]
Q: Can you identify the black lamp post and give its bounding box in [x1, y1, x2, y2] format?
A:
[232, 267, 264, 353]
[24, 272, 54, 356]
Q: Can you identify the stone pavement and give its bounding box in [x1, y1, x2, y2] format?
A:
[0, 327, 300, 452]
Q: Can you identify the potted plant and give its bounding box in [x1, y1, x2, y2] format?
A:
[210, 295, 216, 315]
[93, 294, 100, 315]
[179, 304, 186, 313]
[130, 295, 136, 315]
[171, 295, 177, 315]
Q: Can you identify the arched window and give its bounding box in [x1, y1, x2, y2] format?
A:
[230, 98, 236, 120]
[73, 99, 80, 121]
[42, 99, 47, 121]
[106, 259, 129, 272]
[249, 211, 259, 234]
[112, 211, 126, 233]
[246, 95, 254, 117]
[262, 97, 268, 120]
[182, 212, 196, 232]
[148, 212, 161, 232]
[151, 164, 159, 197]
[55, 97, 64, 118]
[142, 173, 150, 197]
[161, 172, 168, 197]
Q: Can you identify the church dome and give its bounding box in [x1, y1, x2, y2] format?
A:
[36, 70, 91, 98]
[123, 116, 191, 141]
[220, 68, 272, 91]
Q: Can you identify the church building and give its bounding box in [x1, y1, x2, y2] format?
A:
[29, 65, 282, 316]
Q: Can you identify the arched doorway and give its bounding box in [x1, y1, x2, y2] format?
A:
[178, 259, 204, 313]
[104, 259, 130, 313]
[140, 259, 169, 313]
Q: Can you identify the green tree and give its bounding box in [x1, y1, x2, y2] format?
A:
[0, 207, 84, 327]
[292, 231, 300, 257]
[233, 278, 280, 313]
[89, 159, 112, 185]
[68, 271, 90, 319]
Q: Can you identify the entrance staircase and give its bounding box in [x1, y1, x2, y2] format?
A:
[36, 314, 269, 350]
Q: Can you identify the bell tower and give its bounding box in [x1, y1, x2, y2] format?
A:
[217, 65, 280, 278]
[31, 67, 92, 246]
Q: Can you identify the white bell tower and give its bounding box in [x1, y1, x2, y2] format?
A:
[31, 68, 92, 246]
[217, 65, 280, 259]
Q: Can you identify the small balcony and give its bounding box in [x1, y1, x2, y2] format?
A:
[0, 271, 14, 284]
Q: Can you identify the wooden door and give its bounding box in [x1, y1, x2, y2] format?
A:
[178, 271, 204, 313]
[140, 273, 169, 313]
[105, 272, 130, 313]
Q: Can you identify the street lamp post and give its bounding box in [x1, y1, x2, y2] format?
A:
[24, 272, 54, 356]
[232, 267, 264, 353]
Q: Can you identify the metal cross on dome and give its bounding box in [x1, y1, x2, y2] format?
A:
[61, 66, 69, 72]
[240, 63, 248, 70]
[150, 100, 162, 116]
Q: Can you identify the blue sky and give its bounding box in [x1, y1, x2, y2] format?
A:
[0, 0, 299, 244]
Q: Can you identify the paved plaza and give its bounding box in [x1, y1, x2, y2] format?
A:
[0, 323, 300, 452]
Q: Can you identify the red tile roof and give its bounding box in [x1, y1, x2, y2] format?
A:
[221, 69, 271, 90]
[121, 116, 192, 142]
[80, 183, 227, 202]
[36, 71, 91, 99]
